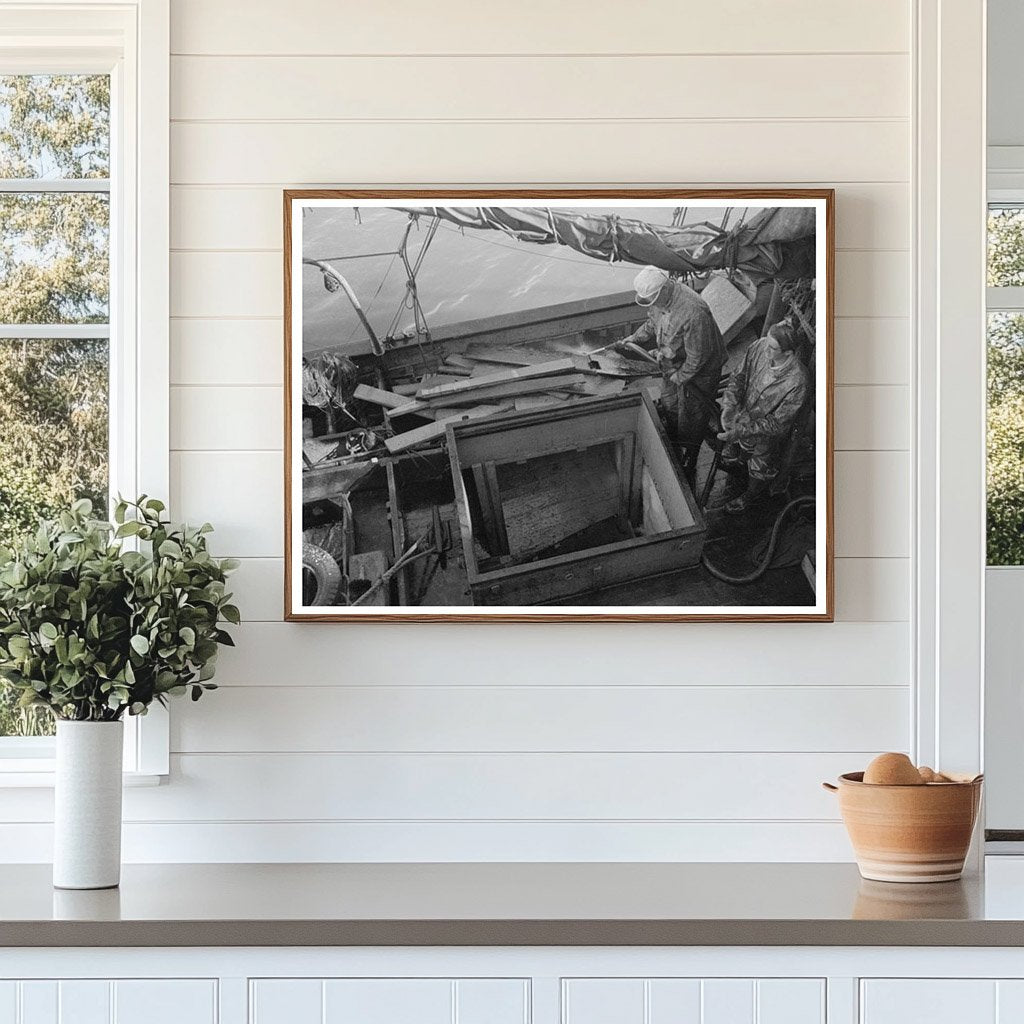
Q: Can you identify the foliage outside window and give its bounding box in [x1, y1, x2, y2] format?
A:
[0, 75, 110, 736]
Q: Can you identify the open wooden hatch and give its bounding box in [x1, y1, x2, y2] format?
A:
[447, 392, 707, 606]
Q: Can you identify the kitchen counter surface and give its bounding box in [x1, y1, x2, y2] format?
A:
[5, 860, 1024, 947]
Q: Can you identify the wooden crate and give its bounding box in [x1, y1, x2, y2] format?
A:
[447, 392, 706, 606]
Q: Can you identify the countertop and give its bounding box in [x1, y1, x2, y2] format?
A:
[6, 861, 1024, 947]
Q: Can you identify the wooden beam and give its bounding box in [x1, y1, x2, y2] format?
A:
[384, 461, 408, 604]
[464, 346, 555, 366]
[427, 373, 587, 406]
[513, 393, 572, 412]
[384, 405, 509, 454]
[442, 353, 478, 370]
[387, 400, 433, 419]
[416, 358, 576, 400]
[352, 383, 407, 409]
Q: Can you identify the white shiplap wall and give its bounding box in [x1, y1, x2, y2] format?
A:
[1, 0, 915, 862]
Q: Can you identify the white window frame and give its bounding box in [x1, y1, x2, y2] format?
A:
[983, 180, 1024, 841]
[914, 0, 986, 815]
[0, 0, 169, 784]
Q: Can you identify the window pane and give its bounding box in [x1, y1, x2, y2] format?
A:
[988, 206, 1024, 287]
[0, 338, 108, 738]
[0, 192, 109, 323]
[988, 312, 1024, 564]
[0, 74, 109, 179]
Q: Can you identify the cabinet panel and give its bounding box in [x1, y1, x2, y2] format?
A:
[18, 983, 56, 1024]
[998, 980, 1024, 1022]
[456, 980, 529, 1024]
[251, 980, 322, 1024]
[0, 983, 15, 1024]
[251, 979, 528, 1024]
[563, 978, 824, 1024]
[563, 980, 645, 1024]
[702, 979, 754, 1024]
[648, 980, 702, 1022]
[58, 982, 110, 1024]
[757, 980, 825, 1024]
[0, 981, 216, 1024]
[323, 980, 451, 1024]
[861, 981, 997, 1024]
[113, 981, 217, 1024]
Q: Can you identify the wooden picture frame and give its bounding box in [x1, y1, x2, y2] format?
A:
[284, 189, 834, 622]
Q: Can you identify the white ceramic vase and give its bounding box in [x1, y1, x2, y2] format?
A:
[53, 720, 124, 890]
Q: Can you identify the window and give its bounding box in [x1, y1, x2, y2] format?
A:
[987, 205, 1024, 565]
[0, 74, 111, 738]
[0, 3, 169, 778]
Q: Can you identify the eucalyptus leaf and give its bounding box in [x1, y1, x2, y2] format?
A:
[0, 496, 237, 722]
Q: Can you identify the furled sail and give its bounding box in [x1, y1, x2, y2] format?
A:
[394, 206, 817, 280]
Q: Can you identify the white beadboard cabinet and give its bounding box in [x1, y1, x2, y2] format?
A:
[249, 979, 529, 1024]
[5, 950, 1024, 1024]
[561, 978, 825, 1024]
[860, 980, 1024, 1023]
[0, 979, 218, 1024]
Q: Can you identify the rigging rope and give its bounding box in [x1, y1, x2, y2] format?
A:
[385, 215, 441, 368]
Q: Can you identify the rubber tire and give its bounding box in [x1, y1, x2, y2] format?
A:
[302, 541, 342, 606]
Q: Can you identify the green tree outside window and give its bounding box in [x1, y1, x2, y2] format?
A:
[0, 75, 110, 736]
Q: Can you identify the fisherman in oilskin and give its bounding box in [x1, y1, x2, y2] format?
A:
[613, 266, 726, 484]
[715, 317, 810, 514]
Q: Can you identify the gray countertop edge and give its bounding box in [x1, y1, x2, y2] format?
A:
[3, 919, 1023, 948]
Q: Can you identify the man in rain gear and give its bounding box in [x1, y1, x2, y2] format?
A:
[613, 266, 726, 483]
[716, 317, 810, 513]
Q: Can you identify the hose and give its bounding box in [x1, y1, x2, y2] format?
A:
[700, 496, 816, 585]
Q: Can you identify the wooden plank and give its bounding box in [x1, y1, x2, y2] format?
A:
[385, 405, 507, 454]
[498, 443, 624, 560]
[171, 121, 909, 186]
[175, 684, 911, 754]
[472, 524, 705, 605]
[483, 461, 509, 557]
[172, 54, 909, 121]
[172, 385, 280, 450]
[184, 620, 912, 685]
[170, 0, 910, 56]
[642, 467, 672, 536]
[426, 373, 587, 405]
[452, 399, 640, 466]
[386, 400, 432, 419]
[636, 403, 697, 530]
[441, 354, 477, 370]
[466, 345, 580, 367]
[470, 462, 509, 558]
[147, 750, 862, 820]
[617, 433, 640, 525]
[416, 358, 576, 400]
[577, 377, 627, 398]
[353, 383, 406, 409]
[385, 461, 409, 605]
[513, 394, 571, 412]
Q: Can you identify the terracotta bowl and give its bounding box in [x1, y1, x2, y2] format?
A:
[823, 772, 983, 883]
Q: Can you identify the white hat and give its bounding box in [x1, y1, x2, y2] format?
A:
[633, 266, 670, 306]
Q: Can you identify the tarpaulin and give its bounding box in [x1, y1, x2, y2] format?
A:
[394, 206, 817, 281]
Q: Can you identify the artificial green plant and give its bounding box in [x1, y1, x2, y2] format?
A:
[0, 497, 238, 722]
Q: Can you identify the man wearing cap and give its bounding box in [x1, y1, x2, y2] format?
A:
[614, 266, 726, 483]
[715, 318, 810, 513]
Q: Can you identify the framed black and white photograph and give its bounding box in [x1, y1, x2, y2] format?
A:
[284, 190, 833, 621]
